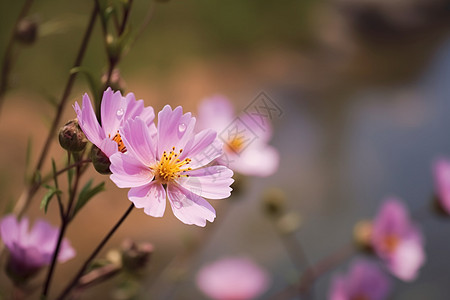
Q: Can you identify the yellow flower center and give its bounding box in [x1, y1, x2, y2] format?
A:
[382, 234, 400, 253]
[109, 131, 127, 153]
[152, 147, 192, 184]
[225, 136, 245, 154]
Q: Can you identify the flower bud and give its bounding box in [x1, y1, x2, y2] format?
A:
[121, 239, 154, 273]
[276, 212, 302, 235]
[353, 220, 373, 253]
[262, 187, 286, 218]
[15, 18, 38, 45]
[90, 145, 111, 174]
[58, 119, 87, 152]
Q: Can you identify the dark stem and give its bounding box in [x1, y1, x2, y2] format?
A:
[11, 3, 98, 218]
[42, 161, 82, 297]
[0, 0, 34, 114]
[56, 203, 134, 300]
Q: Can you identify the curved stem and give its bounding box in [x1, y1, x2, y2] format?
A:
[42, 160, 82, 297]
[56, 203, 134, 300]
[0, 0, 35, 115]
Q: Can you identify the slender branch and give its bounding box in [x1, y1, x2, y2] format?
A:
[11, 3, 98, 218]
[299, 242, 355, 295]
[269, 242, 356, 300]
[119, 0, 133, 36]
[0, 0, 35, 114]
[42, 160, 82, 297]
[55, 159, 91, 177]
[56, 203, 135, 300]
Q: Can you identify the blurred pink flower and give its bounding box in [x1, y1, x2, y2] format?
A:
[197, 96, 279, 177]
[0, 214, 75, 282]
[74, 87, 155, 157]
[433, 158, 450, 214]
[371, 198, 425, 281]
[110, 105, 234, 227]
[329, 259, 391, 300]
[196, 256, 270, 300]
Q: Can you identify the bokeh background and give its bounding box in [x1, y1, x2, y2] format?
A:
[1, 0, 450, 299]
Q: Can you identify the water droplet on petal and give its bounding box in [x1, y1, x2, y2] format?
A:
[116, 108, 124, 117]
[178, 123, 186, 132]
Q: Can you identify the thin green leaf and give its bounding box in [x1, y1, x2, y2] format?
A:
[73, 180, 105, 217]
[24, 137, 33, 183]
[40, 186, 61, 213]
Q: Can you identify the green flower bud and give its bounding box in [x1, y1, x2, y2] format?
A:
[262, 187, 286, 218]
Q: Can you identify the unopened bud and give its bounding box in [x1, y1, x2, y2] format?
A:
[90, 145, 111, 174]
[121, 239, 154, 273]
[106, 34, 120, 63]
[353, 220, 373, 252]
[15, 18, 38, 45]
[276, 212, 302, 235]
[58, 119, 87, 152]
[262, 187, 286, 218]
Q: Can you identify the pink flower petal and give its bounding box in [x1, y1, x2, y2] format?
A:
[128, 182, 166, 217]
[157, 105, 196, 157]
[433, 158, 450, 214]
[109, 152, 154, 188]
[197, 95, 234, 133]
[121, 117, 157, 166]
[329, 259, 391, 300]
[74, 94, 104, 146]
[228, 142, 279, 177]
[100, 88, 126, 136]
[179, 166, 234, 199]
[196, 256, 270, 300]
[387, 239, 425, 282]
[182, 129, 223, 169]
[167, 183, 216, 227]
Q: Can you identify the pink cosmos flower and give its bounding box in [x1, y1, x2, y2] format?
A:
[329, 259, 391, 300]
[0, 215, 75, 281]
[197, 96, 279, 177]
[74, 87, 155, 157]
[109, 105, 234, 227]
[196, 256, 270, 300]
[433, 158, 450, 214]
[371, 198, 425, 281]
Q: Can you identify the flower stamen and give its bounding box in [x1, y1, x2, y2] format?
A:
[152, 148, 192, 184]
[109, 131, 127, 153]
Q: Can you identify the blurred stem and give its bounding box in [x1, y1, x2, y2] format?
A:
[42, 155, 83, 297]
[298, 242, 355, 296]
[269, 242, 355, 300]
[149, 202, 232, 299]
[11, 2, 98, 219]
[0, 0, 34, 116]
[279, 232, 315, 299]
[56, 203, 135, 300]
